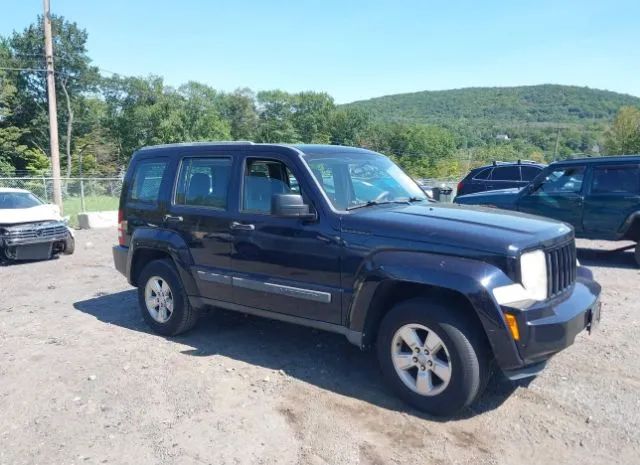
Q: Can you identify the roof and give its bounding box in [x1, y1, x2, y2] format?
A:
[551, 155, 640, 165]
[134, 142, 378, 157]
[0, 187, 30, 194]
[473, 160, 546, 170]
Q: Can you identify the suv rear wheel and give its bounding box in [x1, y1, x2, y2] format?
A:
[377, 298, 490, 416]
[635, 243, 640, 267]
[137, 259, 199, 336]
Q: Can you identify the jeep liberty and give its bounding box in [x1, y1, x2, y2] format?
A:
[113, 142, 601, 416]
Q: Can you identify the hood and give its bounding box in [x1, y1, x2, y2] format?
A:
[342, 202, 572, 256]
[0, 203, 62, 225]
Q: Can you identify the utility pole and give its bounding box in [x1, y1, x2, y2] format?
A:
[43, 0, 63, 212]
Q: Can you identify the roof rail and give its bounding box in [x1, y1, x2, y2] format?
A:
[139, 141, 255, 151]
[492, 159, 539, 166]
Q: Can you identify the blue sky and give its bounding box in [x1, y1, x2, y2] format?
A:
[2, 0, 639, 103]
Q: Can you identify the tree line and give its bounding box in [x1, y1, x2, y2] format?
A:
[1, 16, 639, 179]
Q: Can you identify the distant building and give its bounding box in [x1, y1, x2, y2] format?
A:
[495, 134, 510, 141]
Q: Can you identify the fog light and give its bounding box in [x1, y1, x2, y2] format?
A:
[504, 313, 520, 341]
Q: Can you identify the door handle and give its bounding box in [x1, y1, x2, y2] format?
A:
[230, 221, 255, 231]
[164, 215, 183, 223]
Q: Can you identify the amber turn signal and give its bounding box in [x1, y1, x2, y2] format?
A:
[504, 313, 520, 341]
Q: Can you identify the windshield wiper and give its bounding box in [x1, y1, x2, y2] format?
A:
[346, 200, 393, 211]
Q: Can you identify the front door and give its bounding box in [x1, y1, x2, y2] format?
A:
[517, 165, 586, 232]
[228, 155, 342, 324]
[583, 163, 640, 238]
[165, 155, 235, 302]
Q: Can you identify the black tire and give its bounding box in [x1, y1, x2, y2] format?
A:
[635, 243, 640, 268]
[137, 259, 199, 336]
[376, 298, 490, 416]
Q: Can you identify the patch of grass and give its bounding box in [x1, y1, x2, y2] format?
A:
[63, 195, 119, 227]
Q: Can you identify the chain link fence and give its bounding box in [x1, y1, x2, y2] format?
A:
[0, 176, 123, 226]
[0, 174, 459, 227]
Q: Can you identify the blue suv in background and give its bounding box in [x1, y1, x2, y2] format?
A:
[456, 160, 546, 197]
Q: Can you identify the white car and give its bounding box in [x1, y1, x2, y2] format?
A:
[0, 188, 74, 262]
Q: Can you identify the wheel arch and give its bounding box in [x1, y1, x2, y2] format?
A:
[346, 250, 523, 369]
[620, 211, 640, 242]
[127, 227, 198, 295]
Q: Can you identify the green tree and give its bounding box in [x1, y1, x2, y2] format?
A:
[291, 91, 335, 143]
[329, 107, 370, 146]
[7, 15, 99, 176]
[255, 90, 299, 143]
[0, 43, 48, 175]
[219, 88, 258, 140]
[178, 81, 230, 141]
[605, 106, 640, 155]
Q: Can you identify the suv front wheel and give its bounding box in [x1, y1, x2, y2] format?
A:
[377, 298, 490, 416]
[137, 259, 199, 336]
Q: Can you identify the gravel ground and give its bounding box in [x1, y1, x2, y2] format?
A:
[0, 228, 638, 465]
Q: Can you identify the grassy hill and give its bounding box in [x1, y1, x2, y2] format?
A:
[343, 84, 640, 127]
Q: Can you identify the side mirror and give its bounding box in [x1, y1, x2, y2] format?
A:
[271, 194, 316, 220]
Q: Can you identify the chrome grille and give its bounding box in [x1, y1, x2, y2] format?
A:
[546, 241, 577, 297]
[3, 221, 68, 242]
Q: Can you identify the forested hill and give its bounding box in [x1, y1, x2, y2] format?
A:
[343, 85, 640, 126]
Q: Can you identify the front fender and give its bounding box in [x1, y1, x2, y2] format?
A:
[619, 210, 640, 240]
[128, 227, 198, 295]
[347, 250, 523, 369]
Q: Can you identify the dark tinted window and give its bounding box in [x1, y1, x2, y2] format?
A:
[521, 166, 542, 181]
[130, 160, 167, 203]
[473, 168, 492, 180]
[591, 165, 640, 194]
[492, 166, 521, 181]
[175, 157, 232, 209]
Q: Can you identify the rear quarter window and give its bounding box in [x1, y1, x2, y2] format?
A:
[129, 160, 168, 203]
[472, 168, 492, 180]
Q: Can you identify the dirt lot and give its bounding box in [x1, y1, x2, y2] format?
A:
[1, 228, 639, 465]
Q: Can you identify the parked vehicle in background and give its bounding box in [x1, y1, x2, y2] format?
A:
[456, 160, 546, 197]
[113, 142, 601, 416]
[0, 188, 75, 262]
[416, 179, 454, 201]
[455, 156, 640, 266]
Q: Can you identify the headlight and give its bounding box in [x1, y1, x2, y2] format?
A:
[493, 249, 548, 305]
[520, 249, 548, 301]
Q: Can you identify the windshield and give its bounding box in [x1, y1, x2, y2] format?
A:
[0, 191, 44, 209]
[302, 151, 427, 210]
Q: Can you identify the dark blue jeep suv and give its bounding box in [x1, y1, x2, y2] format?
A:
[113, 142, 600, 416]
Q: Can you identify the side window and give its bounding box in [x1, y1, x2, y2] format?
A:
[535, 166, 585, 194]
[473, 168, 492, 180]
[242, 159, 301, 214]
[492, 166, 521, 181]
[175, 157, 232, 209]
[521, 166, 542, 181]
[130, 160, 168, 203]
[591, 166, 640, 194]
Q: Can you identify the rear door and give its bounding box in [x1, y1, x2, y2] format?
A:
[486, 165, 522, 191]
[123, 157, 171, 245]
[165, 154, 235, 302]
[583, 163, 640, 238]
[517, 164, 586, 231]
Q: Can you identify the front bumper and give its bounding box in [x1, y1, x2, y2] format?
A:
[498, 266, 601, 378]
[1, 222, 75, 259]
